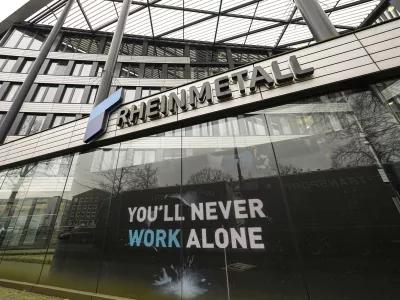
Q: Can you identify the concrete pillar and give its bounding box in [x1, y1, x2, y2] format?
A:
[94, 0, 131, 106]
[0, 0, 75, 144]
[294, 0, 339, 42]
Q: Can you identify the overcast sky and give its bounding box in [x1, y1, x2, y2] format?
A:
[0, 0, 30, 22]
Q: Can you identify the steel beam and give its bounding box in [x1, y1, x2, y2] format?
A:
[218, 0, 373, 43]
[275, 7, 297, 47]
[294, 0, 339, 42]
[94, 0, 131, 106]
[360, 0, 390, 27]
[94, 0, 162, 32]
[155, 0, 261, 38]
[76, 0, 93, 32]
[0, 0, 75, 144]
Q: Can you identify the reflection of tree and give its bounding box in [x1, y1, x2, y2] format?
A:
[98, 163, 159, 196]
[278, 163, 308, 175]
[328, 91, 400, 168]
[0, 157, 69, 247]
[187, 167, 232, 184]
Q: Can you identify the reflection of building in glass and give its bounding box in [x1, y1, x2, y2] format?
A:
[67, 195, 99, 227]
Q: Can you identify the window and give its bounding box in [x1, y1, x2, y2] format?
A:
[20, 60, 33, 73]
[46, 61, 68, 75]
[0, 58, 17, 72]
[144, 65, 162, 78]
[232, 50, 269, 64]
[3, 84, 21, 101]
[72, 62, 92, 76]
[51, 115, 76, 128]
[17, 114, 45, 136]
[120, 64, 139, 78]
[58, 35, 100, 54]
[118, 39, 143, 56]
[190, 47, 227, 63]
[190, 66, 228, 79]
[96, 64, 104, 77]
[168, 65, 185, 79]
[141, 88, 161, 98]
[116, 149, 156, 168]
[4, 29, 24, 48]
[4, 28, 47, 50]
[33, 86, 58, 103]
[88, 87, 98, 104]
[61, 87, 85, 103]
[124, 88, 136, 102]
[148, 43, 183, 57]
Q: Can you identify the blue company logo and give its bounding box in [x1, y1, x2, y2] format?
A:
[83, 88, 123, 143]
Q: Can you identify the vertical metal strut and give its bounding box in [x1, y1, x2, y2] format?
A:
[94, 0, 132, 107]
[294, 0, 339, 42]
[0, 0, 76, 144]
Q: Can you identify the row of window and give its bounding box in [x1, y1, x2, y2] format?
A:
[0, 57, 33, 74]
[0, 83, 158, 104]
[3, 28, 271, 65]
[16, 114, 78, 136]
[0, 57, 231, 81]
[3, 28, 47, 50]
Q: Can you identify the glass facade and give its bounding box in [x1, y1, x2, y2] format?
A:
[0, 82, 400, 299]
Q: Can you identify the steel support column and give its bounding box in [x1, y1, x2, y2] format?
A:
[294, 0, 339, 42]
[0, 0, 75, 144]
[94, 0, 131, 106]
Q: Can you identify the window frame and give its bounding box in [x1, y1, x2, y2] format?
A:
[120, 63, 140, 78]
[3, 83, 22, 101]
[46, 60, 68, 75]
[32, 85, 58, 103]
[61, 86, 85, 104]
[17, 114, 46, 136]
[72, 62, 92, 76]
[0, 57, 17, 73]
[50, 114, 76, 128]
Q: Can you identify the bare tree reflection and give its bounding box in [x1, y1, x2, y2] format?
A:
[97, 163, 159, 197]
[329, 91, 400, 168]
[187, 167, 232, 184]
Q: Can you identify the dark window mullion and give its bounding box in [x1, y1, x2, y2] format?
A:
[26, 115, 36, 135]
[14, 28, 26, 49]
[0, 59, 7, 71]
[26, 31, 37, 49]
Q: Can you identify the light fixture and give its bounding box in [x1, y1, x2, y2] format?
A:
[388, 5, 395, 12]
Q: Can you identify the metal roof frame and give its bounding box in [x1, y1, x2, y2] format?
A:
[19, 0, 396, 50]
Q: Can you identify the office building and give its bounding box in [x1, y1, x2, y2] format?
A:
[0, 0, 400, 299]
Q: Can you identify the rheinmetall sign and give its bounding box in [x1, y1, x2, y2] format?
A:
[116, 55, 314, 129]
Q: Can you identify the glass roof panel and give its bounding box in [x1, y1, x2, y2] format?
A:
[184, 0, 220, 12]
[124, 7, 153, 36]
[329, 0, 381, 26]
[150, 7, 183, 36]
[229, 3, 258, 16]
[278, 24, 313, 46]
[216, 16, 252, 41]
[255, 0, 295, 21]
[184, 11, 210, 25]
[183, 17, 218, 42]
[245, 25, 284, 46]
[221, 0, 257, 11]
[21, 0, 389, 50]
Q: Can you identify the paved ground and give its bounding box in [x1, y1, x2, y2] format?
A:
[0, 287, 61, 300]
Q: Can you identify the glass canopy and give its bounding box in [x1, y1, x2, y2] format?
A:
[24, 0, 396, 49]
